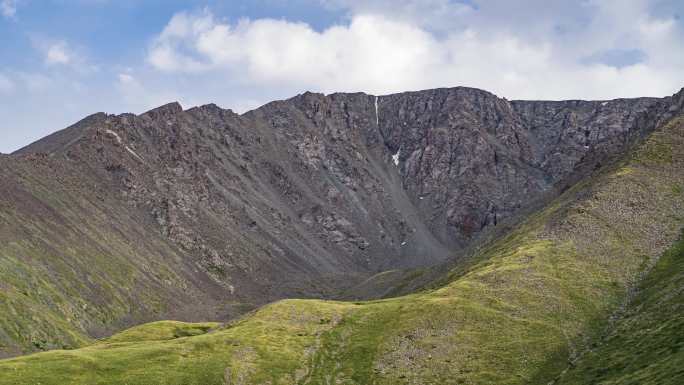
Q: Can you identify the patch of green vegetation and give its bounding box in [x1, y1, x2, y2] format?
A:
[104, 321, 220, 343]
[0, 288, 92, 354]
[633, 116, 682, 165]
[637, 141, 673, 164]
[556, 232, 684, 385]
[0, 118, 681, 384]
[0, 158, 212, 356]
[0, 300, 354, 385]
[340, 268, 432, 300]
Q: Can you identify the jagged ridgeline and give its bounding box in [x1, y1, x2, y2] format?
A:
[0, 86, 682, 384]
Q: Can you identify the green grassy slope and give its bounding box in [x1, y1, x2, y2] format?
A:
[555, 233, 684, 385]
[0, 118, 681, 384]
[0, 156, 219, 357]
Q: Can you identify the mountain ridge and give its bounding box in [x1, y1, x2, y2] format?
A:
[15, 85, 678, 155]
[1, 111, 681, 384]
[1, 85, 682, 358]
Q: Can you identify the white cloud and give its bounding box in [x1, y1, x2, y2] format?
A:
[2, 1, 684, 155]
[45, 41, 72, 65]
[147, 10, 215, 72]
[115, 71, 184, 111]
[35, 39, 99, 73]
[321, 0, 474, 31]
[1, 0, 16, 18]
[116, 72, 145, 103]
[0, 73, 14, 93]
[146, 5, 683, 101]
[117, 73, 136, 85]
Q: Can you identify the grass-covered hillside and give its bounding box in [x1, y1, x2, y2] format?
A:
[0, 117, 681, 384]
[0, 154, 226, 358]
[556, 232, 684, 385]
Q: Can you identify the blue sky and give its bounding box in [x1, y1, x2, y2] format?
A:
[1, 0, 683, 153]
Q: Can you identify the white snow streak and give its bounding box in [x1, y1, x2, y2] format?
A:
[104, 128, 145, 163]
[105, 129, 122, 144]
[374, 96, 379, 126]
[392, 149, 400, 166]
[126, 146, 145, 163]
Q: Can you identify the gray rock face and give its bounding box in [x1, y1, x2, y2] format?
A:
[14, 86, 684, 307]
[376, 88, 674, 248]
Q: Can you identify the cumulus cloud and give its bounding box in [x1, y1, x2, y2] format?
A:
[147, 10, 538, 95]
[146, 3, 683, 101]
[150, 12, 448, 94]
[36, 39, 99, 73]
[45, 41, 72, 65]
[1, 0, 16, 18]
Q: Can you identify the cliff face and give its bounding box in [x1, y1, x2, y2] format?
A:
[377, 88, 678, 248]
[2, 86, 682, 356]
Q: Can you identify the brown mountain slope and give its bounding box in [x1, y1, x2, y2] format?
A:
[0, 101, 681, 385]
[1, 86, 682, 357]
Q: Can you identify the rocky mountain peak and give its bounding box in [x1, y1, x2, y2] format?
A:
[140, 101, 184, 119]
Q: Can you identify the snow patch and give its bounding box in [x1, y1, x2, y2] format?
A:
[105, 129, 122, 144]
[126, 146, 145, 163]
[374, 96, 379, 126]
[601, 101, 609, 106]
[401, 241, 407, 246]
[392, 149, 400, 166]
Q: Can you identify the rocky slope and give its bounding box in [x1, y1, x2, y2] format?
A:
[1, 111, 681, 385]
[1, 86, 682, 357]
